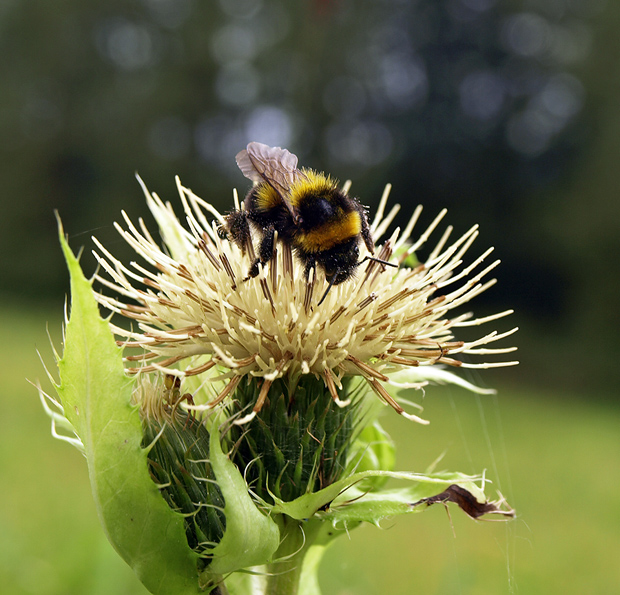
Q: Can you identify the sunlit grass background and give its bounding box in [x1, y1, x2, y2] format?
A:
[3, 299, 619, 594]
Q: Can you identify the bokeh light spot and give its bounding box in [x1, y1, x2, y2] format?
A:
[459, 70, 506, 121]
[502, 12, 550, 58]
[326, 120, 393, 166]
[217, 0, 262, 19]
[244, 106, 293, 148]
[379, 54, 428, 110]
[142, 0, 194, 29]
[215, 61, 260, 106]
[95, 18, 155, 71]
[211, 24, 258, 64]
[540, 73, 584, 120]
[195, 115, 245, 168]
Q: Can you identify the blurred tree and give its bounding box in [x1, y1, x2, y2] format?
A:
[0, 0, 616, 392]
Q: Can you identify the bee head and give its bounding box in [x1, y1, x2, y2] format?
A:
[321, 242, 359, 285]
[318, 242, 398, 305]
[325, 267, 353, 285]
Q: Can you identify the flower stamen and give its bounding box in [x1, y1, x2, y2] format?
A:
[367, 377, 430, 424]
[90, 175, 517, 420]
[324, 366, 351, 408]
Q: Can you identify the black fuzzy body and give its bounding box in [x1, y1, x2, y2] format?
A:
[220, 180, 374, 284]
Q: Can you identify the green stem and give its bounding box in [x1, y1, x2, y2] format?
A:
[297, 544, 328, 595]
[264, 516, 320, 595]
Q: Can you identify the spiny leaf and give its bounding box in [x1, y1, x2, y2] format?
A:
[55, 223, 203, 595]
[202, 422, 280, 577]
[270, 468, 503, 522]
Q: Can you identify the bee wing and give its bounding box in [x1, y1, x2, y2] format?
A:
[236, 142, 306, 218]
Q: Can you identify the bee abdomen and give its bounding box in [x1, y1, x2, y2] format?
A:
[296, 209, 362, 254]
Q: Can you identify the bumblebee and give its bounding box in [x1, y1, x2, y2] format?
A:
[219, 142, 393, 303]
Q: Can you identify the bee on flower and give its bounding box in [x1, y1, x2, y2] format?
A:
[93, 142, 518, 425]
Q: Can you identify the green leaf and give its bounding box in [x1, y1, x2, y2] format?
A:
[270, 468, 481, 521]
[345, 422, 395, 490]
[203, 423, 280, 577]
[272, 470, 511, 525]
[322, 484, 466, 527]
[55, 225, 203, 595]
[277, 473, 513, 547]
[320, 479, 514, 528]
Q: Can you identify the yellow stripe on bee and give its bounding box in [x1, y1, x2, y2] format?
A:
[288, 170, 338, 208]
[299, 211, 361, 252]
[255, 183, 282, 211]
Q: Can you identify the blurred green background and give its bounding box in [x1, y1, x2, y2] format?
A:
[2, 0, 619, 593]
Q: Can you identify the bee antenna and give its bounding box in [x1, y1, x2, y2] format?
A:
[358, 255, 398, 268]
[318, 271, 340, 306]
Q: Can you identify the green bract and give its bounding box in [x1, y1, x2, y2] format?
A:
[56, 228, 203, 594]
[53, 227, 280, 594]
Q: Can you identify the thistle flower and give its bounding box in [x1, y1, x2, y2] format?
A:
[41, 147, 517, 595]
[93, 175, 517, 426]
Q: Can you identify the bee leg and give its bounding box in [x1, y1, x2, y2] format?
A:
[257, 225, 276, 264]
[245, 225, 275, 280]
[246, 258, 261, 280]
[220, 210, 252, 254]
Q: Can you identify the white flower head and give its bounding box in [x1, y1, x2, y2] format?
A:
[93, 158, 517, 424]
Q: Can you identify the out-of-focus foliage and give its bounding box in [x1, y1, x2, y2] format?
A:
[1, 0, 618, 392]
